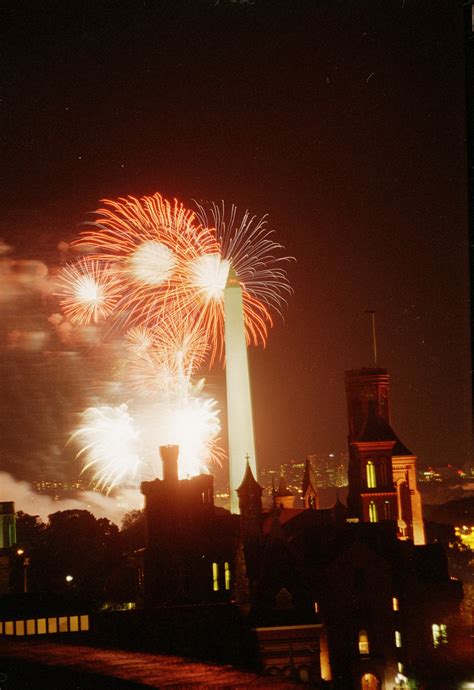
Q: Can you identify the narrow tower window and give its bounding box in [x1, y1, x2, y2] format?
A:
[224, 562, 231, 590]
[395, 630, 402, 648]
[358, 629, 370, 654]
[369, 501, 378, 523]
[366, 461, 376, 489]
[212, 562, 219, 591]
[392, 596, 399, 611]
[432, 623, 448, 647]
[384, 500, 391, 520]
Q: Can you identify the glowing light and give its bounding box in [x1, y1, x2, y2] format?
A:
[189, 254, 230, 301]
[127, 240, 176, 285]
[55, 259, 121, 324]
[72, 404, 141, 493]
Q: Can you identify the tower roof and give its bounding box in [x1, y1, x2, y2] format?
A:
[236, 460, 263, 496]
[302, 457, 317, 495]
[274, 474, 294, 498]
[356, 399, 413, 454]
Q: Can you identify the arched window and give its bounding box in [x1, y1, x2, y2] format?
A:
[366, 461, 376, 488]
[369, 501, 378, 523]
[358, 629, 370, 654]
[384, 500, 391, 520]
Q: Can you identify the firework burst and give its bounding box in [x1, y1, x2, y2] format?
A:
[55, 259, 122, 324]
[72, 404, 141, 493]
[71, 193, 219, 329]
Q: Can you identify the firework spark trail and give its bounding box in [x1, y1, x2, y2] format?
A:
[62, 192, 292, 487]
[72, 404, 141, 493]
[71, 194, 219, 330]
[55, 259, 122, 324]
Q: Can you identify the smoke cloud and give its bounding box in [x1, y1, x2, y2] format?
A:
[0, 472, 143, 526]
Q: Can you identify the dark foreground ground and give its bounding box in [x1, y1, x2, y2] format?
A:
[0, 641, 302, 689]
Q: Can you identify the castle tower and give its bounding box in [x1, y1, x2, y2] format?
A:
[224, 267, 258, 513]
[237, 459, 263, 540]
[345, 369, 425, 544]
[348, 399, 398, 524]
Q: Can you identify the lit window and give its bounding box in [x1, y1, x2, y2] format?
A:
[59, 616, 68, 633]
[358, 629, 370, 654]
[384, 500, 391, 520]
[432, 623, 448, 648]
[47, 618, 57, 633]
[212, 562, 219, 591]
[369, 501, 378, 523]
[26, 619, 35, 635]
[395, 630, 402, 648]
[392, 597, 399, 611]
[224, 562, 231, 591]
[69, 616, 79, 632]
[79, 615, 89, 632]
[37, 619, 46, 634]
[398, 662, 404, 673]
[15, 620, 25, 636]
[314, 601, 319, 613]
[5, 622, 13, 635]
[366, 461, 376, 488]
[0, 622, 3, 634]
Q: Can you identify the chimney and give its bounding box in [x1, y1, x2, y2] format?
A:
[160, 445, 179, 482]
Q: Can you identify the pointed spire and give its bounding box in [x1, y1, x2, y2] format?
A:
[236, 457, 262, 496]
[225, 264, 240, 288]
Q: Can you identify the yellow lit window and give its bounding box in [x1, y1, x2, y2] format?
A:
[432, 623, 448, 648]
[224, 562, 231, 591]
[59, 616, 68, 633]
[212, 562, 219, 591]
[366, 461, 376, 488]
[15, 620, 25, 636]
[80, 615, 89, 631]
[47, 618, 57, 633]
[395, 630, 402, 648]
[0, 622, 3, 634]
[5, 622, 13, 636]
[314, 601, 319, 613]
[369, 501, 378, 523]
[26, 619, 35, 635]
[69, 616, 79, 632]
[392, 597, 399, 611]
[37, 619, 46, 634]
[358, 629, 370, 654]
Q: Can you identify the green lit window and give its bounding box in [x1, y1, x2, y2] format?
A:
[432, 623, 448, 648]
[224, 562, 231, 591]
[212, 562, 219, 591]
[395, 630, 402, 648]
[358, 629, 369, 654]
[366, 461, 376, 488]
[369, 501, 378, 523]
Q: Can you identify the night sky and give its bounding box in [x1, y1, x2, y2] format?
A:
[1, 0, 471, 485]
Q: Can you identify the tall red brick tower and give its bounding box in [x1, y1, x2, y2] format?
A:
[345, 368, 425, 544]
